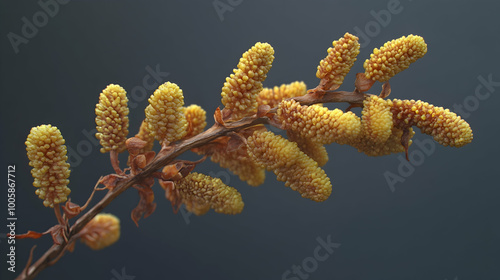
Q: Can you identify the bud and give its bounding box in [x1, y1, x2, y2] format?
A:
[80, 213, 120, 250]
[221, 42, 274, 120]
[247, 131, 332, 202]
[25, 124, 71, 208]
[145, 82, 187, 144]
[95, 84, 130, 153]
[316, 33, 360, 90]
[363, 34, 427, 82]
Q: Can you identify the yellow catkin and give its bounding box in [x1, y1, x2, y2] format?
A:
[176, 172, 244, 215]
[221, 42, 275, 120]
[287, 131, 329, 167]
[277, 99, 361, 145]
[95, 84, 130, 153]
[257, 81, 307, 108]
[80, 213, 120, 250]
[390, 99, 473, 147]
[25, 125, 71, 208]
[361, 95, 394, 144]
[135, 120, 155, 152]
[316, 33, 360, 89]
[184, 104, 207, 138]
[247, 131, 332, 202]
[145, 82, 187, 144]
[364, 35, 427, 82]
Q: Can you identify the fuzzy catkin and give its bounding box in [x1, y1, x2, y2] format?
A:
[221, 42, 274, 120]
[25, 124, 71, 208]
[316, 32, 360, 90]
[145, 82, 187, 144]
[176, 172, 244, 215]
[277, 99, 361, 145]
[247, 131, 332, 202]
[390, 98, 473, 147]
[95, 84, 130, 153]
[364, 35, 427, 82]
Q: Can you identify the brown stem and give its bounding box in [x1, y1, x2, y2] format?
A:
[53, 205, 64, 225]
[110, 150, 123, 175]
[16, 90, 368, 280]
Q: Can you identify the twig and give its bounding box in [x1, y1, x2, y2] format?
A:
[15, 90, 367, 280]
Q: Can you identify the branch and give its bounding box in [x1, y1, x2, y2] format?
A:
[16, 90, 366, 280]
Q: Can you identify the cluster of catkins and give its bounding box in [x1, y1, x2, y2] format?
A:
[25, 33, 473, 248]
[25, 125, 121, 250]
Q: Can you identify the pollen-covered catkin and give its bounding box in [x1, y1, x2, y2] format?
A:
[316, 33, 360, 90]
[247, 131, 332, 202]
[221, 42, 274, 120]
[257, 81, 307, 108]
[277, 99, 361, 145]
[361, 95, 393, 144]
[176, 172, 244, 215]
[80, 213, 120, 250]
[390, 99, 473, 147]
[363, 35, 427, 82]
[184, 104, 207, 138]
[287, 131, 329, 166]
[145, 82, 187, 144]
[95, 84, 130, 153]
[25, 125, 71, 208]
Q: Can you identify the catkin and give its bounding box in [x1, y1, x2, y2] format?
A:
[221, 42, 275, 120]
[277, 99, 361, 145]
[390, 98, 473, 147]
[145, 82, 187, 144]
[361, 95, 393, 145]
[95, 84, 130, 153]
[25, 124, 71, 208]
[316, 33, 360, 90]
[364, 35, 427, 82]
[176, 172, 244, 215]
[247, 131, 332, 202]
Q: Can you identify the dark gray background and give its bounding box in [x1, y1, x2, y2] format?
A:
[1, 1, 499, 279]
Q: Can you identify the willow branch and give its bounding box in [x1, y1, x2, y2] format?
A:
[17, 89, 367, 280]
